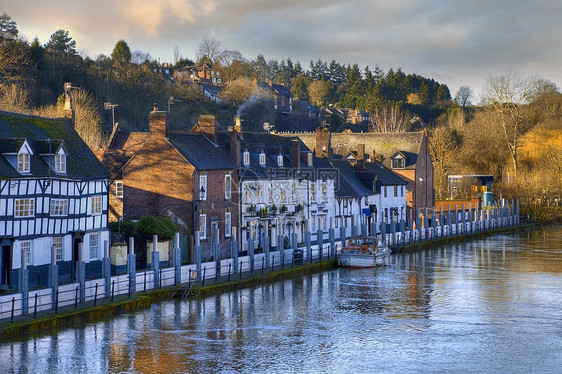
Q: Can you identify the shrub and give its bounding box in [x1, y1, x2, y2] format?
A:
[137, 216, 177, 241]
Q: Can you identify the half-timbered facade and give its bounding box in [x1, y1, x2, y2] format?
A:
[0, 111, 110, 289]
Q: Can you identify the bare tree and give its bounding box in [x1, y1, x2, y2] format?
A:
[481, 71, 535, 177]
[71, 88, 105, 149]
[429, 126, 460, 199]
[368, 103, 410, 132]
[308, 80, 330, 107]
[195, 36, 224, 65]
[454, 86, 473, 109]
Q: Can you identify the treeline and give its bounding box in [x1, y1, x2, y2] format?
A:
[0, 14, 452, 140]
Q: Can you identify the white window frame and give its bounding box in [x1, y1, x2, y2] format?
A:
[91, 196, 103, 215]
[259, 153, 266, 166]
[18, 151, 30, 173]
[243, 151, 250, 166]
[115, 181, 124, 198]
[22, 240, 32, 266]
[199, 214, 207, 239]
[224, 175, 232, 200]
[15, 198, 35, 217]
[53, 236, 63, 261]
[310, 182, 315, 202]
[200, 175, 207, 201]
[55, 150, 66, 174]
[50, 199, 69, 216]
[89, 233, 100, 259]
[225, 212, 232, 237]
[277, 154, 283, 167]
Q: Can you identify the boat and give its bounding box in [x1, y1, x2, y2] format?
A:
[337, 236, 392, 268]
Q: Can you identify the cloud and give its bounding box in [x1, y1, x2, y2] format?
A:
[5, 0, 562, 94]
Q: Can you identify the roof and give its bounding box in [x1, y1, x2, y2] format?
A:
[0, 111, 109, 180]
[330, 160, 374, 198]
[293, 131, 425, 169]
[168, 134, 237, 170]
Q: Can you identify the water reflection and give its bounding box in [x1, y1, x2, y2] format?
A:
[2, 226, 562, 373]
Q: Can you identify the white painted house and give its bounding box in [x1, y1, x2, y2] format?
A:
[0, 111, 110, 289]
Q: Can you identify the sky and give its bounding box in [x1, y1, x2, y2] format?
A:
[5, 0, 562, 99]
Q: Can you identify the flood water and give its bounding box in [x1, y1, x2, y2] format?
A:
[2, 226, 562, 373]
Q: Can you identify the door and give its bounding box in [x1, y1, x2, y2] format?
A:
[72, 233, 83, 281]
[1, 245, 11, 286]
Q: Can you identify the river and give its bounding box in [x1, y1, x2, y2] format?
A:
[2, 226, 561, 373]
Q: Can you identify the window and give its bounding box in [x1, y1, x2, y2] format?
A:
[53, 237, 63, 261]
[307, 152, 313, 166]
[259, 153, 266, 166]
[89, 233, 100, 259]
[225, 212, 232, 237]
[310, 182, 315, 201]
[392, 157, 405, 169]
[15, 199, 34, 217]
[394, 185, 398, 197]
[91, 196, 102, 215]
[22, 241, 31, 265]
[401, 186, 404, 197]
[277, 155, 283, 167]
[224, 175, 232, 199]
[257, 183, 263, 203]
[384, 186, 387, 197]
[199, 214, 207, 239]
[115, 181, 123, 198]
[199, 175, 207, 200]
[243, 151, 250, 166]
[321, 182, 327, 200]
[55, 151, 66, 173]
[18, 151, 30, 173]
[50, 199, 69, 216]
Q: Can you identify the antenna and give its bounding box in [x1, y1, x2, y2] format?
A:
[104, 102, 119, 127]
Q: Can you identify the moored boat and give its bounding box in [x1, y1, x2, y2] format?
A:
[337, 236, 391, 268]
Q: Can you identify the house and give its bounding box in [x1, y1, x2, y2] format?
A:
[217, 117, 337, 251]
[288, 128, 433, 219]
[0, 111, 110, 288]
[97, 107, 238, 262]
[259, 79, 293, 112]
[176, 63, 221, 85]
[199, 83, 222, 103]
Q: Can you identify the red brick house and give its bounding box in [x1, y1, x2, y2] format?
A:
[97, 107, 238, 259]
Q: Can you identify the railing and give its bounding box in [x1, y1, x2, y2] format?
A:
[0, 207, 520, 321]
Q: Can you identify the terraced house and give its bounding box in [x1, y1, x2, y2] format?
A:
[0, 111, 110, 289]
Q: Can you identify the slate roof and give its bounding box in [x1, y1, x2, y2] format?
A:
[168, 134, 237, 170]
[0, 111, 109, 180]
[294, 131, 425, 169]
[330, 160, 373, 198]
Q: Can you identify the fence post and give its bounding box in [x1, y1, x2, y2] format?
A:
[74, 286, 79, 309]
[127, 237, 136, 294]
[33, 293, 38, 318]
[55, 289, 59, 314]
[10, 297, 15, 322]
[174, 233, 181, 285]
[202, 267, 207, 286]
[103, 240, 111, 299]
[111, 280, 115, 302]
[151, 235, 160, 290]
[94, 283, 98, 306]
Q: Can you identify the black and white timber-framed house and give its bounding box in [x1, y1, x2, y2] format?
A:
[0, 111, 110, 289]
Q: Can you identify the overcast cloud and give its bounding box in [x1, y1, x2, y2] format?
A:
[6, 0, 562, 97]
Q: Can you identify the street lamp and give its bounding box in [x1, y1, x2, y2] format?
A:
[104, 102, 119, 127]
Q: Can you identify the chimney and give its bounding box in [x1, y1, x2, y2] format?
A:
[230, 130, 241, 167]
[315, 127, 332, 159]
[198, 114, 218, 144]
[290, 139, 301, 169]
[234, 115, 242, 134]
[356, 144, 365, 170]
[148, 103, 168, 136]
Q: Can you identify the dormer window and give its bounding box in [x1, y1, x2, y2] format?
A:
[392, 155, 405, 169]
[307, 152, 313, 166]
[277, 154, 283, 167]
[259, 152, 266, 166]
[18, 151, 30, 173]
[55, 149, 66, 174]
[243, 151, 250, 166]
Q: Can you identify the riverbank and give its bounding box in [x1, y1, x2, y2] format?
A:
[0, 259, 337, 342]
[393, 222, 539, 253]
[0, 223, 537, 342]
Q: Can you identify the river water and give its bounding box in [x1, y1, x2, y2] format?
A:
[2, 226, 562, 373]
